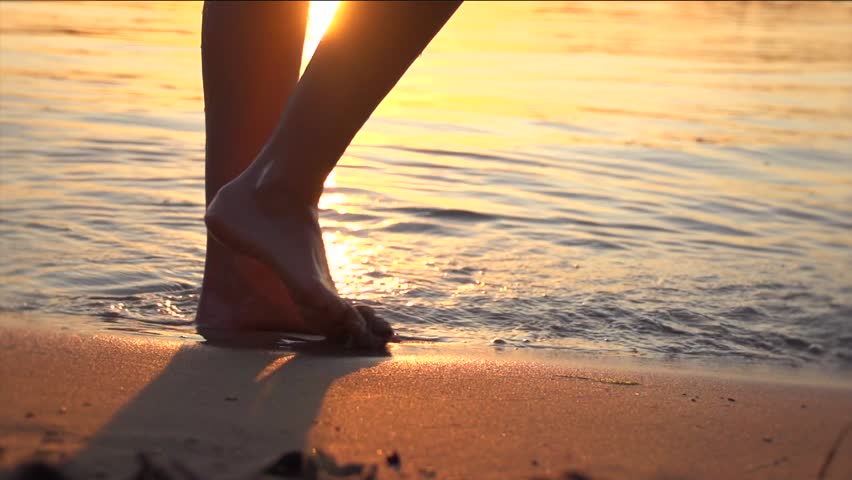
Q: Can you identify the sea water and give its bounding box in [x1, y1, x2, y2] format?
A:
[1, 1, 851, 371]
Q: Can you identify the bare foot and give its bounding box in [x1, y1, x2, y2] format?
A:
[204, 172, 392, 348]
[196, 240, 307, 331]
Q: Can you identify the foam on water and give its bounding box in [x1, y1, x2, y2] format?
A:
[1, 1, 851, 371]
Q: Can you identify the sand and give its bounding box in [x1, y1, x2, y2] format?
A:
[1, 316, 851, 480]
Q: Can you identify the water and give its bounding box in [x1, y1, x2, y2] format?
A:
[1, 1, 851, 370]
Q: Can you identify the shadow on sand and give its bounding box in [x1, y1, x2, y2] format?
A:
[58, 334, 390, 479]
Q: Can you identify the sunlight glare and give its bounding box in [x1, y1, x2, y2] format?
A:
[302, 1, 341, 72]
[254, 355, 295, 382]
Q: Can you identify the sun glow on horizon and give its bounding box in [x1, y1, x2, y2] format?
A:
[302, 1, 341, 73]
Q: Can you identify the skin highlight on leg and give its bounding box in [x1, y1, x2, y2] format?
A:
[205, 1, 462, 347]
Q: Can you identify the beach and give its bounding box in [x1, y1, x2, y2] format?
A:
[1, 1, 852, 478]
[2, 316, 851, 480]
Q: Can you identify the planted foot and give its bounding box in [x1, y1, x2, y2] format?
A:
[204, 172, 392, 349]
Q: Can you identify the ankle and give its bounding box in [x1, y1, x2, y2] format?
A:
[253, 166, 324, 215]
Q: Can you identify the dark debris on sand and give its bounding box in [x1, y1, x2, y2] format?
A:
[264, 450, 304, 477]
[11, 448, 380, 480]
[385, 451, 401, 470]
[5, 448, 668, 480]
[10, 461, 71, 480]
[530, 470, 594, 480]
[265, 448, 377, 479]
[562, 472, 593, 480]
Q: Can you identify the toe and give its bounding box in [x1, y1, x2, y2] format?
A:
[298, 298, 390, 350]
[343, 306, 392, 350]
[354, 304, 394, 339]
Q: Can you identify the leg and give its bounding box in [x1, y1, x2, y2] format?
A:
[196, 1, 309, 332]
[205, 1, 462, 346]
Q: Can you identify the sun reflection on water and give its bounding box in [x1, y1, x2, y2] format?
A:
[322, 231, 411, 301]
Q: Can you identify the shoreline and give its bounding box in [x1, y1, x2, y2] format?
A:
[3, 311, 850, 386]
[1, 316, 851, 479]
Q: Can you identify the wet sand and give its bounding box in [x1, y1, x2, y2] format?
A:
[1, 317, 851, 480]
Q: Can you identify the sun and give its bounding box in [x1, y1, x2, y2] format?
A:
[302, 1, 341, 69]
